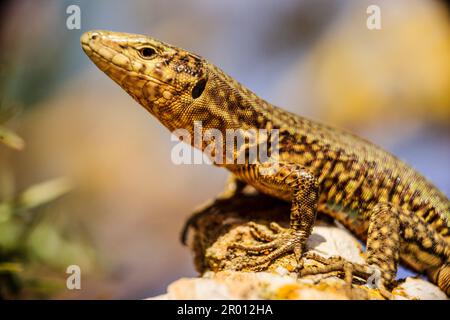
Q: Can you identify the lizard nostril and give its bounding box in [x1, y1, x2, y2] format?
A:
[91, 32, 99, 41]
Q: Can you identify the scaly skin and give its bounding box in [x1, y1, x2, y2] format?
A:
[81, 30, 450, 297]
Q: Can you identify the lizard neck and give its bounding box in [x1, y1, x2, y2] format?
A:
[188, 65, 294, 164]
[202, 64, 285, 133]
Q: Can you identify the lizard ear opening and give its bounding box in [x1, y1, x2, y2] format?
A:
[191, 78, 207, 99]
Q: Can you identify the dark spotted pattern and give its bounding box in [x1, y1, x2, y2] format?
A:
[82, 30, 450, 296]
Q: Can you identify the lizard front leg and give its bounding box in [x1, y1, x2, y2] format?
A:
[230, 163, 319, 271]
[299, 203, 401, 298]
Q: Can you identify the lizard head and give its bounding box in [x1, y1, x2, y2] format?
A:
[81, 30, 214, 133]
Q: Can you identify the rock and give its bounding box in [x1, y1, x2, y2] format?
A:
[150, 191, 447, 300]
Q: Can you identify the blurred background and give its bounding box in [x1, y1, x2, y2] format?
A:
[0, 0, 449, 299]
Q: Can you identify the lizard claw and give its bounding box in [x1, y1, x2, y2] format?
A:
[228, 222, 308, 271]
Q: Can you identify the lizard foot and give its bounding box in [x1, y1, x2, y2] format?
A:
[299, 252, 394, 299]
[229, 222, 307, 271]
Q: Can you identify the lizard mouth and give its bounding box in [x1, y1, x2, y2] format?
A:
[81, 31, 175, 89]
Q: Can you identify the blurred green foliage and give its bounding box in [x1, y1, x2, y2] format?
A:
[0, 104, 96, 299]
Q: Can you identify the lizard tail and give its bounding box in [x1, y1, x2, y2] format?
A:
[427, 263, 450, 296]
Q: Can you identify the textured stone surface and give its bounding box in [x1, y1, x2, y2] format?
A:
[150, 192, 447, 300]
[150, 270, 446, 300]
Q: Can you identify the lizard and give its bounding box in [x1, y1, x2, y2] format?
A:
[81, 30, 450, 298]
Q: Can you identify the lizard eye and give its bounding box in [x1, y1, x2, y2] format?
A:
[138, 47, 157, 59]
[192, 78, 207, 99]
